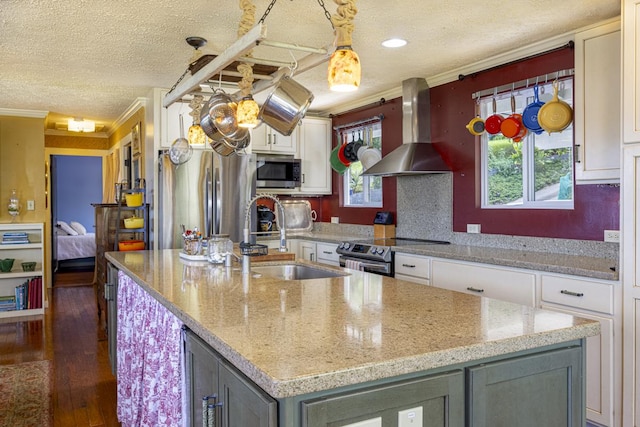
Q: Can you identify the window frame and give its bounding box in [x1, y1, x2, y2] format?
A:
[479, 78, 575, 210]
[341, 123, 383, 208]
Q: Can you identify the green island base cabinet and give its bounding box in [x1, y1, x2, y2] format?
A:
[106, 250, 597, 427]
[185, 326, 586, 427]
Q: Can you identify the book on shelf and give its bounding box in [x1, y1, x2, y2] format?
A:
[0, 295, 16, 311]
[13, 277, 42, 310]
[2, 232, 30, 244]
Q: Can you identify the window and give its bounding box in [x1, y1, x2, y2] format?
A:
[342, 123, 383, 207]
[480, 78, 574, 209]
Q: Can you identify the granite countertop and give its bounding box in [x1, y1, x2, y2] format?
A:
[106, 249, 599, 399]
[276, 233, 619, 281]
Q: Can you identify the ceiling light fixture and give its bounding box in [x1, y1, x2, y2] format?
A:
[68, 118, 95, 133]
[382, 38, 407, 48]
[328, 0, 360, 92]
[236, 0, 261, 129]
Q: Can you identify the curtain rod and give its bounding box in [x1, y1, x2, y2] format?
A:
[471, 68, 574, 100]
[333, 114, 384, 132]
[458, 40, 574, 82]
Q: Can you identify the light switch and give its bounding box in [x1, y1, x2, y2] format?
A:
[27, 200, 35, 211]
[399, 406, 423, 427]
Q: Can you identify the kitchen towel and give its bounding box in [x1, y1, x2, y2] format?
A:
[345, 259, 364, 271]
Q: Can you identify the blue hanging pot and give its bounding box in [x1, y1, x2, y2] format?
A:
[522, 84, 545, 135]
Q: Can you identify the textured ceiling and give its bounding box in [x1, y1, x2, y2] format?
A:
[0, 0, 620, 134]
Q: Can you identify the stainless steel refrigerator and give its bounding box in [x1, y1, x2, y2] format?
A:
[158, 148, 256, 248]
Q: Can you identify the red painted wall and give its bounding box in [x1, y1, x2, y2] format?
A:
[322, 98, 403, 225]
[322, 48, 619, 240]
[430, 48, 619, 240]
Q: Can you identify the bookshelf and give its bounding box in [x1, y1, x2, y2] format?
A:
[0, 223, 45, 318]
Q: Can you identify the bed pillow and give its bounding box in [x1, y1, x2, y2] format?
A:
[57, 221, 78, 236]
[55, 226, 70, 236]
[70, 221, 87, 235]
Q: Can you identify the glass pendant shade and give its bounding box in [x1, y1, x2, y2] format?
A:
[328, 46, 361, 92]
[237, 96, 261, 129]
[188, 124, 207, 145]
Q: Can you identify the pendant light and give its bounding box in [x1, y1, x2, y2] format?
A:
[328, 0, 360, 92]
[236, 0, 261, 129]
[187, 95, 208, 145]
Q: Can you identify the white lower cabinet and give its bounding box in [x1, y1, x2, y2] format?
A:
[430, 258, 536, 307]
[430, 258, 620, 426]
[540, 274, 621, 427]
[315, 242, 339, 267]
[296, 240, 316, 262]
[394, 253, 431, 285]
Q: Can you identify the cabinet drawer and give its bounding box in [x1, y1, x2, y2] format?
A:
[541, 275, 614, 314]
[316, 242, 339, 263]
[431, 259, 536, 307]
[394, 253, 430, 280]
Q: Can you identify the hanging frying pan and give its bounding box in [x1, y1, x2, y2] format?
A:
[521, 84, 545, 134]
[484, 96, 503, 135]
[538, 80, 573, 134]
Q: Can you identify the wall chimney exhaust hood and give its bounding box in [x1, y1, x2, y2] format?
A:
[362, 78, 451, 176]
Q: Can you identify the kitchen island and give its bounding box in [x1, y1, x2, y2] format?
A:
[106, 249, 599, 426]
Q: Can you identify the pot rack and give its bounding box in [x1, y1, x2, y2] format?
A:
[163, 22, 332, 108]
[471, 68, 574, 100]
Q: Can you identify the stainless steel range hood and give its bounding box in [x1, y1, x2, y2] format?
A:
[362, 77, 451, 176]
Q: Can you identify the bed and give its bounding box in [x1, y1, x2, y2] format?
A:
[54, 222, 96, 271]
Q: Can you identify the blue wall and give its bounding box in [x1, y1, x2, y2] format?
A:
[54, 156, 102, 231]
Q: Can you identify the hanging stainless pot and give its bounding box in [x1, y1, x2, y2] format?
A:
[259, 76, 314, 136]
[201, 90, 249, 143]
[200, 96, 250, 156]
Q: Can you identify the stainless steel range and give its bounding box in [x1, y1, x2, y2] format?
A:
[336, 238, 449, 277]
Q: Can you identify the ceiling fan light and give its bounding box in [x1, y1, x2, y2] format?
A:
[68, 118, 95, 133]
[188, 124, 208, 145]
[237, 96, 261, 129]
[328, 46, 361, 92]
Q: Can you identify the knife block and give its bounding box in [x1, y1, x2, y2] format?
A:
[374, 224, 396, 239]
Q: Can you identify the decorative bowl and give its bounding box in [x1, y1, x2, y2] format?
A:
[0, 258, 15, 272]
[125, 193, 143, 207]
[118, 240, 145, 251]
[124, 217, 144, 229]
[21, 262, 36, 272]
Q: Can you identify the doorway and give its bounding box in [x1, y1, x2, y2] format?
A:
[50, 155, 102, 278]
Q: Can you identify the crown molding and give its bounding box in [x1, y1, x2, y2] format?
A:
[44, 129, 109, 138]
[327, 16, 620, 116]
[0, 108, 48, 118]
[109, 97, 148, 136]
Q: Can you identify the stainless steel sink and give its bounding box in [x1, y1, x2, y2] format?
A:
[252, 264, 349, 280]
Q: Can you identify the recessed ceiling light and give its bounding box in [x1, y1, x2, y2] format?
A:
[382, 38, 407, 48]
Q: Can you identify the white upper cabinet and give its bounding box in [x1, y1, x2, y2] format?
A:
[624, 1, 640, 143]
[298, 117, 332, 195]
[251, 125, 298, 154]
[574, 19, 621, 183]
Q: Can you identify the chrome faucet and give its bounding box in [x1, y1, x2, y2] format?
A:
[241, 193, 287, 274]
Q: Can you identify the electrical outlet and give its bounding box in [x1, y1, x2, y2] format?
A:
[331, 217, 340, 224]
[343, 418, 381, 427]
[604, 230, 620, 243]
[399, 407, 423, 427]
[467, 224, 481, 234]
[27, 200, 35, 211]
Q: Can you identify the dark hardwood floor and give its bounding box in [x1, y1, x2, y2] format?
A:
[0, 272, 119, 426]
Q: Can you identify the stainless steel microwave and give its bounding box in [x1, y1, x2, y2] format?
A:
[255, 155, 301, 188]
